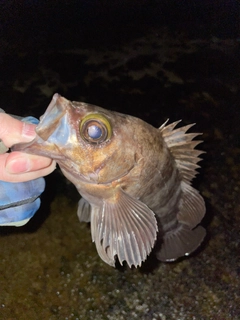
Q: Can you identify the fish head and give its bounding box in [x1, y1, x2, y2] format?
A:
[14, 93, 137, 185]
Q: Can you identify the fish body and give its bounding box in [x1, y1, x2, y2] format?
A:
[14, 93, 206, 267]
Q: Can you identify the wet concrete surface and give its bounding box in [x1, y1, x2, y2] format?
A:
[0, 2, 240, 319]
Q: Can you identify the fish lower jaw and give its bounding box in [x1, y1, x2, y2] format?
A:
[59, 163, 96, 184]
[13, 142, 67, 161]
[59, 163, 132, 186]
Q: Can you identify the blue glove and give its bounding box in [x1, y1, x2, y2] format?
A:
[0, 115, 45, 227]
[0, 178, 45, 226]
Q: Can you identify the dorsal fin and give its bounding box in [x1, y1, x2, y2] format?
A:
[159, 120, 204, 184]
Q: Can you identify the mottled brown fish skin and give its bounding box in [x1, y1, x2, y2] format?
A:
[14, 94, 206, 267]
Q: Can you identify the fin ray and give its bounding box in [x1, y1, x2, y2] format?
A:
[90, 189, 158, 268]
[157, 224, 206, 261]
[77, 197, 91, 222]
[160, 120, 204, 183]
[178, 181, 206, 228]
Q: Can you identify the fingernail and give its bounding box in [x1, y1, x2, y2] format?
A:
[22, 122, 36, 139]
[6, 157, 31, 173]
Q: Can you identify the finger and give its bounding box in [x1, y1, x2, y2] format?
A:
[6, 151, 54, 173]
[0, 114, 36, 147]
[0, 152, 56, 182]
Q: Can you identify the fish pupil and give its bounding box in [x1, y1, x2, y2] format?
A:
[87, 124, 102, 139]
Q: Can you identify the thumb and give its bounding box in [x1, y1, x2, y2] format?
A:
[0, 113, 36, 148]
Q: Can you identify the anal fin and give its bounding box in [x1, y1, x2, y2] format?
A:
[178, 181, 206, 228]
[77, 197, 91, 223]
[156, 223, 206, 262]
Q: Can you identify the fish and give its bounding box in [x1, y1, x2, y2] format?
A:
[14, 93, 206, 268]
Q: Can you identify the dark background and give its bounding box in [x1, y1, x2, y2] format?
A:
[0, 1, 239, 117]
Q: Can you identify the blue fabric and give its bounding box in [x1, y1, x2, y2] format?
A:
[22, 116, 39, 125]
[0, 199, 40, 226]
[0, 116, 46, 227]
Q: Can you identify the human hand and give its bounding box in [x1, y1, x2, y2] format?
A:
[0, 112, 56, 182]
[0, 112, 56, 226]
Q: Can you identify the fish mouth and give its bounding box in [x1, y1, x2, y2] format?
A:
[12, 138, 67, 161]
[35, 93, 68, 141]
[13, 93, 76, 160]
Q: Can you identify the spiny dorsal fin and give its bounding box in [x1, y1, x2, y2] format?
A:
[159, 120, 204, 183]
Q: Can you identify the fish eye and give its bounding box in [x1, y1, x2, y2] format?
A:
[80, 113, 112, 144]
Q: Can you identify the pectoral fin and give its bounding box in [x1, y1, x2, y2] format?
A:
[90, 189, 158, 268]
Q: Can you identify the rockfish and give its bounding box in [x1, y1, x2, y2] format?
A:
[14, 93, 206, 268]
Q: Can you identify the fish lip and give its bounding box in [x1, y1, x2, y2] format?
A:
[12, 140, 67, 161]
